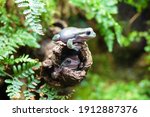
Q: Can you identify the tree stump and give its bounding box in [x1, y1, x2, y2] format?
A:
[41, 41, 93, 87]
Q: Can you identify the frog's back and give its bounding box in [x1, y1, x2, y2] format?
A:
[59, 27, 82, 41]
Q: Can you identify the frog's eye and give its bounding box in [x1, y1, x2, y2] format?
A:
[66, 59, 71, 64]
[86, 31, 91, 35]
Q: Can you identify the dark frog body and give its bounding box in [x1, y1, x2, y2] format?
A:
[52, 27, 96, 51]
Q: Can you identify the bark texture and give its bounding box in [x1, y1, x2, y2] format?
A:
[41, 41, 93, 87]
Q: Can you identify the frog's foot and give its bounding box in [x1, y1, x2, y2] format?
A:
[67, 39, 80, 51]
[74, 43, 82, 50]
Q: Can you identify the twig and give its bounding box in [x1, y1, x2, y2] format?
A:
[129, 12, 141, 25]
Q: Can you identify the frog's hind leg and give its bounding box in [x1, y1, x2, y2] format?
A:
[67, 39, 79, 51]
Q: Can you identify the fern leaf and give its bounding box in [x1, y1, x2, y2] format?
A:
[14, 55, 37, 63]
[0, 54, 36, 65]
[18, 3, 29, 7]
[13, 29, 40, 48]
[0, 29, 40, 58]
[15, 0, 46, 35]
[23, 9, 31, 15]
[13, 62, 38, 79]
[27, 75, 40, 89]
[70, 0, 122, 52]
[23, 90, 35, 100]
[38, 84, 66, 100]
[0, 38, 17, 57]
[15, 0, 27, 4]
[5, 78, 24, 99]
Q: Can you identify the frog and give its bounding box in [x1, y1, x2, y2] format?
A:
[61, 55, 80, 69]
[52, 27, 96, 51]
[51, 55, 80, 79]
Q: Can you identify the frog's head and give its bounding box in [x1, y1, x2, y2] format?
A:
[61, 56, 80, 69]
[78, 27, 96, 39]
[52, 34, 60, 41]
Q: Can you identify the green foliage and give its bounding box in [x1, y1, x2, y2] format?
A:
[1, 0, 150, 100]
[15, 0, 46, 35]
[115, 0, 150, 70]
[0, 0, 66, 100]
[5, 78, 24, 99]
[41, 0, 57, 27]
[0, 66, 5, 77]
[73, 53, 150, 100]
[1, 54, 41, 99]
[38, 84, 65, 100]
[0, 0, 6, 7]
[139, 79, 150, 96]
[70, 0, 122, 52]
[23, 90, 35, 100]
[123, 0, 149, 12]
[74, 70, 150, 100]
[0, 1, 43, 100]
[0, 8, 41, 99]
[13, 61, 40, 79]
[0, 9, 40, 57]
[23, 75, 41, 100]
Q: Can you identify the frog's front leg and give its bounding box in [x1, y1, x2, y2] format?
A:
[67, 38, 80, 51]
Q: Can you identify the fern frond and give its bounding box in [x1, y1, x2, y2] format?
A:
[0, 54, 37, 65]
[15, 55, 37, 63]
[13, 29, 40, 48]
[3, 57, 41, 99]
[15, 0, 46, 35]
[23, 90, 35, 100]
[23, 75, 41, 100]
[0, 30, 40, 60]
[38, 84, 66, 100]
[0, 4, 43, 100]
[13, 62, 40, 79]
[70, 0, 122, 52]
[0, 36, 20, 57]
[9, 54, 36, 64]
[27, 75, 40, 89]
[5, 78, 24, 99]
